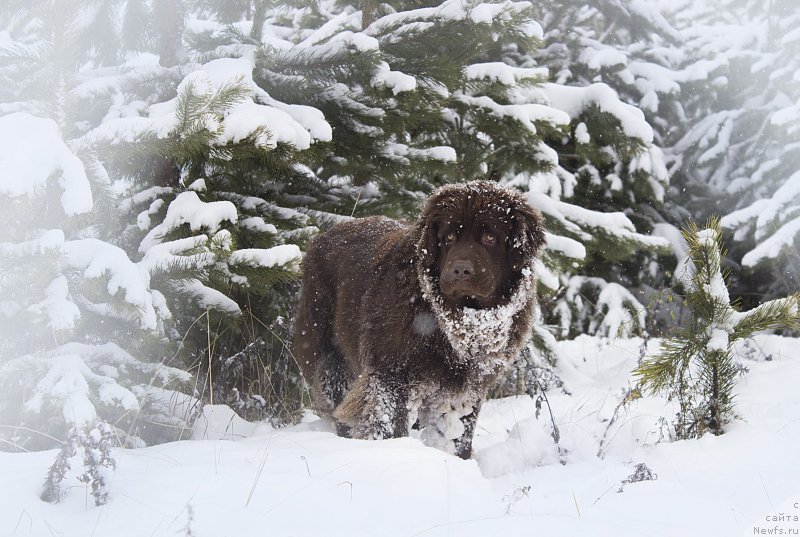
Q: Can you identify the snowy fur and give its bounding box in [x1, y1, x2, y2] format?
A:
[406, 384, 482, 456]
[418, 262, 535, 372]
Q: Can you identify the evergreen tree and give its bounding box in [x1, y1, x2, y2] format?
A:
[0, 112, 189, 450]
[530, 0, 685, 146]
[0, 0, 324, 439]
[85, 58, 325, 425]
[662, 0, 800, 305]
[0, 1, 193, 449]
[242, 0, 672, 343]
[41, 422, 116, 505]
[636, 219, 800, 438]
[501, 0, 691, 338]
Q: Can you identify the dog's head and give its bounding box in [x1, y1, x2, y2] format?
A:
[416, 181, 546, 309]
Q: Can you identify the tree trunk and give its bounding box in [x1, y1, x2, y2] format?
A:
[362, 0, 378, 29]
[251, 0, 268, 43]
[153, 0, 186, 67]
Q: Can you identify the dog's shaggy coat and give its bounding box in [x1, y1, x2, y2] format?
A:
[294, 181, 545, 458]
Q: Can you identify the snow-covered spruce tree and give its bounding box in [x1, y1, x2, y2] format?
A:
[498, 0, 688, 339]
[635, 218, 800, 438]
[188, 0, 563, 215]
[0, 0, 326, 428]
[41, 422, 116, 505]
[78, 55, 328, 426]
[0, 2, 202, 449]
[530, 0, 685, 147]
[0, 0, 374, 429]
[662, 0, 800, 305]
[0, 112, 190, 451]
[177, 0, 674, 379]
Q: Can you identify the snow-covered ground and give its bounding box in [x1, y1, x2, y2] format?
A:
[3, 334, 799, 537]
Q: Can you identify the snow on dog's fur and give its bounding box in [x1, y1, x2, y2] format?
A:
[293, 181, 545, 458]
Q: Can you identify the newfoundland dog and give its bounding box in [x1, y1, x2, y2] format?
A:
[294, 181, 545, 458]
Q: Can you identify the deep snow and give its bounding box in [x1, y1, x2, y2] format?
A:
[2, 334, 799, 537]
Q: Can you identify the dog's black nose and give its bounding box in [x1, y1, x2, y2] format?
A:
[448, 259, 474, 280]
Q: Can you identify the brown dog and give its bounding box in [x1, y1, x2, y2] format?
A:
[294, 181, 545, 458]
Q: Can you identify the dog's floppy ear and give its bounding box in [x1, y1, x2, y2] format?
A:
[509, 202, 546, 271]
[416, 190, 450, 270]
[416, 220, 440, 269]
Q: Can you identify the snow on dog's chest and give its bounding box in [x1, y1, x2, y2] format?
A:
[439, 303, 518, 362]
[420, 265, 534, 367]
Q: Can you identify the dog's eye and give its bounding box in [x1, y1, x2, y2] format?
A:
[482, 232, 497, 246]
[444, 232, 457, 243]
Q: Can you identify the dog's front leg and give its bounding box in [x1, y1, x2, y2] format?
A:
[452, 401, 482, 459]
[333, 370, 408, 440]
[417, 396, 482, 459]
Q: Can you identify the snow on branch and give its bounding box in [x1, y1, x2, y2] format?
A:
[26, 276, 81, 331]
[528, 191, 671, 253]
[56, 342, 192, 386]
[543, 232, 586, 260]
[228, 245, 302, 270]
[558, 276, 646, 338]
[595, 282, 646, 338]
[541, 83, 654, 143]
[23, 353, 138, 427]
[177, 279, 241, 315]
[140, 234, 217, 274]
[139, 191, 237, 252]
[455, 94, 570, 137]
[76, 57, 331, 153]
[465, 62, 549, 85]
[0, 229, 65, 258]
[681, 221, 800, 336]
[63, 239, 166, 331]
[740, 217, 800, 269]
[721, 170, 800, 268]
[366, 0, 537, 35]
[371, 61, 416, 95]
[380, 143, 457, 164]
[0, 113, 93, 215]
[637, 218, 800, 437]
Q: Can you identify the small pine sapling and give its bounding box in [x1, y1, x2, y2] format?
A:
[78, 422, 117, 506]
[40, 434, 76, 504]
[41, 422, 117, 506]
[635, 218, 800, 438]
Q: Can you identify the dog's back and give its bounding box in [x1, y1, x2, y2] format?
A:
[293, 216, 407, 417]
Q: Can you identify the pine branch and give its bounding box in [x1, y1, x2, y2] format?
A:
[732, 294, 800, 338]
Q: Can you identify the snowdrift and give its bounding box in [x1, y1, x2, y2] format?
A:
[2, 334, 799, 537]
